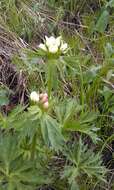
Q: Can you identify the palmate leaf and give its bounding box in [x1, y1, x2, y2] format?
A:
[0, 134, 21, 165]
[55, 99, 82, 124]
[17, 106, 65, 151]
[63, 111, 99, 143]
[0, 105, 26, 129]
[62, 139, 107, 189]
[41, 114, 65, 151]
[18, 106, 42, 143]
[0, 104, 65, 151]
[55, 99, 99, 143]
[0, 105, 42, 141]
[55, 99, 77, 124]
[0, 134, 52, 190]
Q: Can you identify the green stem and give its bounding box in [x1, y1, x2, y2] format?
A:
[78, 62, 84, 113]
[47, 59, 56, 99]
[47, 61, 52, 99]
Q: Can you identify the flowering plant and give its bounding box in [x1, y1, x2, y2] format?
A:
[39, 36, 68, 55]
[38, 36, 68, 98]
[30, 91, 49, 110]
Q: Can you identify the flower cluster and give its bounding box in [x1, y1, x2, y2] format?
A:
[39, 36, 68, 54]
[30, 92, 49, 109]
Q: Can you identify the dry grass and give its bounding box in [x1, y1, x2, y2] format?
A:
[0, 25, 28, 110]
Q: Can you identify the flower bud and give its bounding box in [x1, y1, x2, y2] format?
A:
[40, 93, 48, 99]
[43, 101, 49, 109]
[41, 96, 48, 104]
[39, 93, 44, 99]
[30, 91, 39, 102]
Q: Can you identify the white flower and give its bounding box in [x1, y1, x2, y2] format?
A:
[45, 36, 59, 53]
[45, 36, 61, 48]
[30, 91, 39, 102]
[39, 43, 47, 51]
[39, 36, 68, 54]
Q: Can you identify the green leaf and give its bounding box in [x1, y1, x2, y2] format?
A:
[41, 114, 65, 150]
[0, 89, 9, 106]
[105, 43, 114, 58]
[62, 139, 107, 189]
[83, 65, 101, 84]
[95, 10, 109, 33]
[7, 182, 15, 190]
[106, 0, 114, 8]
[0, 134, 52, 190]
[71, 181, 80, 190]
[55, 99, 82, 124]
[64, 112, 99, 143]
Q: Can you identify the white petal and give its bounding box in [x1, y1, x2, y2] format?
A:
[48, 45, 58, 53]
[56, 36, 62, 47]
[60, 43, 68, 53]
[45, 36, 49, 41]
[39, 43, 47, 51]
[45, 36, 56, 47]
[30, 91, 39, 102]
[49, 36, 56, 43]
